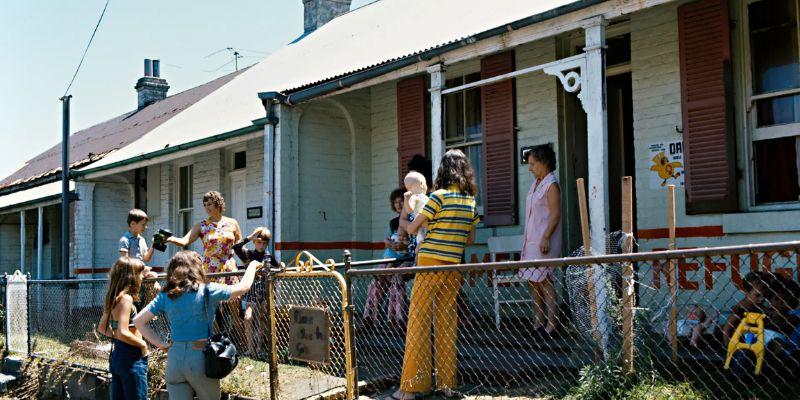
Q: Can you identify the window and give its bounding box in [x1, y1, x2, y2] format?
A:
[233, 151, 246, 170]
[445, 72, 484, 210]
[745, 0, 800, 204]
[134, 167, 147, 212]
[177, 165, 193, 237]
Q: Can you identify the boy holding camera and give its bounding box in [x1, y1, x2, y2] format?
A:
[120, 209, 155, 263]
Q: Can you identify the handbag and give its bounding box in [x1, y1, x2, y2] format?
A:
[202, 285, 239, 379]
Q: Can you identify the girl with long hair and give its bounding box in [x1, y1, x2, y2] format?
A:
[133, 251, 260, 400]
[98, 256, 149, 399]
[393, 149, 480, 399]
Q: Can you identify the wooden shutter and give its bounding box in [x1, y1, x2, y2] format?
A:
[678, 0, 738, 214]
[396, 76, 428, 185]
[481, 51, 517, 226]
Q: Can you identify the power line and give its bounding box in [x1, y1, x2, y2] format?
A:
[63, 0, 111, 97]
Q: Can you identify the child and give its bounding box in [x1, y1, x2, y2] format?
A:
[363, 188, 409, 330]
[675, 304, 713, 348]
[98, 257, 149, 400]
[403, 171, 429, 247]
[120, 209, 155, 263]
[233, 227, 280, 357]
[724, 271, 770, 345]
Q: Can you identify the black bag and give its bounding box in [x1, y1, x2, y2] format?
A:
[203, 285, 238, 379]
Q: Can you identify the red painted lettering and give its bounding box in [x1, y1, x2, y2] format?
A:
[704, 256, 726, 290]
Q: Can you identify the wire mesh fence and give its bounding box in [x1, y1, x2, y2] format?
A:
[347, 241, 800, 400]
[3, 241, 800, 399]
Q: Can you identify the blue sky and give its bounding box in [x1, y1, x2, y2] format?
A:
[0, 0, 374, 179]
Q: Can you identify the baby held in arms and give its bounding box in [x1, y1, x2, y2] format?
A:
[404, 171, 429, 245]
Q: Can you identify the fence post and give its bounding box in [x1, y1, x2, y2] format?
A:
[577, 178, 604, 362]
[621, 177, 635, 374]
[266, 272, 280, 400]
[667, 185, 678, 362]
[343, 250, 358, 400]
[3, 274, 8, 356]
[26, 274, 31, 356]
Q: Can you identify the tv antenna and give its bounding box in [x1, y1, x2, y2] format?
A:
[205, 47, 245, 71]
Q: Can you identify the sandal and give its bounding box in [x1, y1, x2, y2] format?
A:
[388, 389, 416, 400]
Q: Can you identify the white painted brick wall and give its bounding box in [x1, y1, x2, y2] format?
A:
[92, 182, 133, 271]
[72, 181, 95, 272]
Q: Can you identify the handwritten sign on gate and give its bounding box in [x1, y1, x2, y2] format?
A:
[288, 306, 331, 364]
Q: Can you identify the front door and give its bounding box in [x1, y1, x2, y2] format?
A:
[229, 171, 247, 231]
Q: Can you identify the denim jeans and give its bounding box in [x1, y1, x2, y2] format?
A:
[165, 341, 221, 400]
[110, 340, 148, 400]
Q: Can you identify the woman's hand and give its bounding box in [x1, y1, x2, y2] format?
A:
[140, 344, 149, 357]
[539, 238, 551, 255]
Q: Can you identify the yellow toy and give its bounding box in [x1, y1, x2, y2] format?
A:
[650, 151, 683, 186]
[724, 312, 765, 375]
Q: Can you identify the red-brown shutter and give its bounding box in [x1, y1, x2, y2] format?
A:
[481, 51, 517, 226]
[678, 0, 738, 214]
[396, 76, 428, 185]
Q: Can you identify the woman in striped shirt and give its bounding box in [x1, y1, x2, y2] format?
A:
[393, 149, 480, 400]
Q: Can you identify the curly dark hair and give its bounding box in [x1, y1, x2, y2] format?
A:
[434, 149, 478, 196]
[525, 144, 557, 172]
[389, 188, 405, 209]
[202, 191, 226, 214]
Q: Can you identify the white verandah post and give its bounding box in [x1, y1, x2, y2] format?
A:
[37, 207, 43, 279]
[428, 63, 446, 179]
[20, 210, 25, 273]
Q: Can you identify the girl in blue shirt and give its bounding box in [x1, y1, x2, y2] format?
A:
[134, 250, 260, 400]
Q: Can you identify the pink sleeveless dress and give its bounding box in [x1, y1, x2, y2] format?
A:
[519, 172, 562, 282]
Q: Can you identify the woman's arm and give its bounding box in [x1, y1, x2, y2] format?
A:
[114, 296, 149, 352]
[133, 309, 171, 350]
[230, 260, 261, 298]
[231, 218, 243, 242]
[167, 223, 201, 247]
[406, 213, 428, 235]
[466, 227, 476, 245]
[539, 184, 562, 254]
[98, 311, 111, 337]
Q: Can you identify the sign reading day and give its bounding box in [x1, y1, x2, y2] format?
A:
[288, 306, 331, 364]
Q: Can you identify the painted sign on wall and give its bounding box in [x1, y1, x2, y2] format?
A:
[648, 140, 684, 188]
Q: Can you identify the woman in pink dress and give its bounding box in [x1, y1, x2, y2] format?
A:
[519, 145, 562, 335]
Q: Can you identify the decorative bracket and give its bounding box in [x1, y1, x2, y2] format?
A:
[543, 55, 587, 113]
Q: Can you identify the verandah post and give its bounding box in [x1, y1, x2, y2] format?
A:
[621, 176, 635, 373]
[667, 184, 678, 362]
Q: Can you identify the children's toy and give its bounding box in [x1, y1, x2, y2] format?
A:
[724, 312, 765, 375]
[152, 228, 173, 252]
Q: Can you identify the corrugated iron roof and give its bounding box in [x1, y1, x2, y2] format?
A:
[0, 67, 249, 190]
[79, 0, 584, 174]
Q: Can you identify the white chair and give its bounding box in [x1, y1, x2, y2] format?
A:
[489, 235, 532, 330]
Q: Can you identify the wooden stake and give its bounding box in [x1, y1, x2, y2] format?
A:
[621, 176, 635, 373]
[667, 185, 678, 362]
[577, 178, 603, 362]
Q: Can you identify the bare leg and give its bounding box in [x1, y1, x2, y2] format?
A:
[541, 278, 558, 334]
[528, 281, 545, 330]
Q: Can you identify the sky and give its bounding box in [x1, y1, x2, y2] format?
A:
[0, 0, 375, 179]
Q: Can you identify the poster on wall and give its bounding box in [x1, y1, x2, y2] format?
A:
[648, 140, 684, 188]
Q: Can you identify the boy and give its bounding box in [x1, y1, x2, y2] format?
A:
[233, 227, 280, 357]
[119, 209, 155, 263]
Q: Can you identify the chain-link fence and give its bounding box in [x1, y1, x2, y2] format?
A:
[4, 241, 800, 399]
[347, 241, 800, 400]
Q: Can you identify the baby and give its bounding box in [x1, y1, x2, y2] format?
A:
[675, 304, 712, 348]
[403, 171, 429, 246]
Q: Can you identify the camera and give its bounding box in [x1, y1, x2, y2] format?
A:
[152, 228, 173, 252]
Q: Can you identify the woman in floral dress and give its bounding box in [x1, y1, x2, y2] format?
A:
[166, 191, 243, 282]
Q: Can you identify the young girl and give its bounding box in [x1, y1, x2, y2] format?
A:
[393, 149, 480, 400]
[363, 188, 409, 329]
[98, 256, 149, 400]
[724, 272, 770, 344]
[133, 251, 260, 400]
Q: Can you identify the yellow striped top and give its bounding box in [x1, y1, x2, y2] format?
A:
[417, 186, 480, 263]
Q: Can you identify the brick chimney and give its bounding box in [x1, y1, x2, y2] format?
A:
[303, 0, 351, 33]
[135, 59, 169, 110]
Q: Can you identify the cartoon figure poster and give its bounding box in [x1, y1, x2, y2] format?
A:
[649, 140, 684, 188]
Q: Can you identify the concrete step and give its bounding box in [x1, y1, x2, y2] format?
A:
[0, 373, 16, 393]
[2, 356, 25, 376]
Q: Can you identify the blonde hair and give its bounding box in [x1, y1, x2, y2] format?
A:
[404, 171, 427, 192]
[254, 227, 272, 243]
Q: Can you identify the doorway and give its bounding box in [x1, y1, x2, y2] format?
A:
[558, 33, 636, 253]
[229, 171, 247, 229]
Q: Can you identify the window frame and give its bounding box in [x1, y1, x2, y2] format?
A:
[175, 162, 194, 249]
[734, 0, 800, 210]
[444, 72, 485, 214]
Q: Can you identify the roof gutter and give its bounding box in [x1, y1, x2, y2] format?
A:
[72, 118, 268, 179]
[0, 192, 78, 215]
[258, 0, 605, 106]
